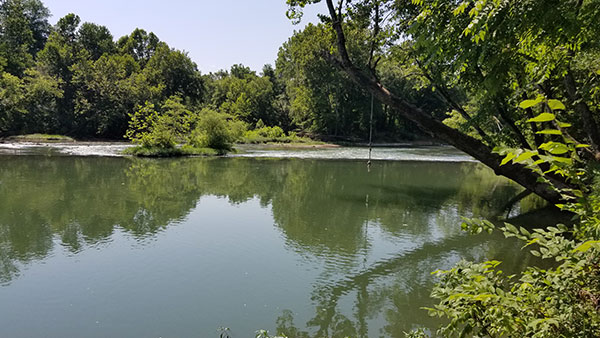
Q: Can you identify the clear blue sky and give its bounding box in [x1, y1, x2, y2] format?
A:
[42, 0, 325, 73]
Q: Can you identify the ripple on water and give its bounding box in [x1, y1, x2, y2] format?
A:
[0, 142, 475, 162]
[231, 145, 476, 162]
[0, 142, 133, 157]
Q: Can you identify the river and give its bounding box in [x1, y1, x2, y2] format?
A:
[0, 145, 544, 337]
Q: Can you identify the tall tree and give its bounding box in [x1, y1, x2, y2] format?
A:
[21, 0, 49, 54]
[144, 42, 204, 104]
[286, 0, 600, 203]
[116, 28, 159, 66]
[276, 23, 442, 138]
[0, 0, 35, 75]
[72, 54, 140, 137]
[36, 13, 85, 133]
[206, 64, 277, 125]
[78, 22, 115, 60]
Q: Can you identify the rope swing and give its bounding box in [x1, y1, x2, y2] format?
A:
[367, 93, 374, 172]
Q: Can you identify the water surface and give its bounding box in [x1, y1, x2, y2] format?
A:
[0, 152, 539, 337]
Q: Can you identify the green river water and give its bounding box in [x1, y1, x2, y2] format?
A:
[0, 150, 548, 337]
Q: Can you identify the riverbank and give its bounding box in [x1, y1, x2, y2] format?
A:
[2, 134, 76, 142]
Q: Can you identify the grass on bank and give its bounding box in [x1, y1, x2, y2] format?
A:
[6, 134, 75, 142]
[240, 126, 322, 145]
[123, 145, 224, 157]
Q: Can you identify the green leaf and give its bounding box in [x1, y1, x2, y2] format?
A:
[504, 223, 518, 234]
[527, 113, 555, 123]
[523, 238, 539, 248]
[529, 317, 559, 328]
[519, 97, 543, 109]
[576, 144, 591, 148]
[453, 2, 468, 15]
[515, 151, 536, 162]
[573, 241, 600, 253]
[536, 129, 562, 135]
[473, 293, 494, 301]
[547, 99, 566, 111]
[552, 156, 573, 164]
[557, 121, 572, 128]
[500, 153, 516, 165]
[448, 293, 473, 300]
[539, 142, 569, 155]
[548, 146, 569, 155]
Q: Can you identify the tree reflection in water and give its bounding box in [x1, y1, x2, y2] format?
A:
[0, 155, 559, 335]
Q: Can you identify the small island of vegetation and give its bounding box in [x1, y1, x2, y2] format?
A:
[122, 98, 319, 157]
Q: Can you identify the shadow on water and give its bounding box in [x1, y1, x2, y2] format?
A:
[0, 155, 564, 336]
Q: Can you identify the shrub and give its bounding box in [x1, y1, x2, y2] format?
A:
[243, 126, 291, 143]
[125, 98, 192, 149]
[188, 109, 241, 151]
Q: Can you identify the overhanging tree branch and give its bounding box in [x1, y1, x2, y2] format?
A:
[323, 0, 570, 203]
[415, 59, 492, 144]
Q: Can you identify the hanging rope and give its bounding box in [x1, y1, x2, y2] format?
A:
[363, 193, 369, 268]
[367, 93, 374, 172]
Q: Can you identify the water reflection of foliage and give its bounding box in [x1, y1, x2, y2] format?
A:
[0, 156, 522, 288]
[273, 236, 543, 338]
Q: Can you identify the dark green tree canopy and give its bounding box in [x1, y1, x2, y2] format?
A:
[0, 0, 50, 75]
[117, 28, 159, 65]
[78, 22, 115, 60]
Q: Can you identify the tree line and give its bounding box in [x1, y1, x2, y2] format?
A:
[0, 0, 435, 141]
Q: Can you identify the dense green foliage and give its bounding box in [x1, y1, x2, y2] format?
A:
[124, 97, 245, 155]
[402, 0, 600, 153]
[0, 0, 203, 138]
[0, 0, 431, 143]
[405, 101, 600, 337]
[276, 23, 446, 139]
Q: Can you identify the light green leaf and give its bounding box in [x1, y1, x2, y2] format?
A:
[536, 129, 562, 135]
[539, 142, 569, 155]
[519, 97, 543, 109]
[453, 2, 468, 15]
[448, 293, 473, 300]
[552, 156, 573, 164]
[548, 146, 569, 155]
[504, 223, 518, 234]
[557, 121, 572, 128]
[523, 238, 539, 248]
[573, 241, 600, 253]
[500, 153, 516, 165]
[530, 317, 559, 328]
[547, 99, 566, 111]
[474, 294, 494, 301]
[527, 113, 555, 123]
[515, 151, 536, 162]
